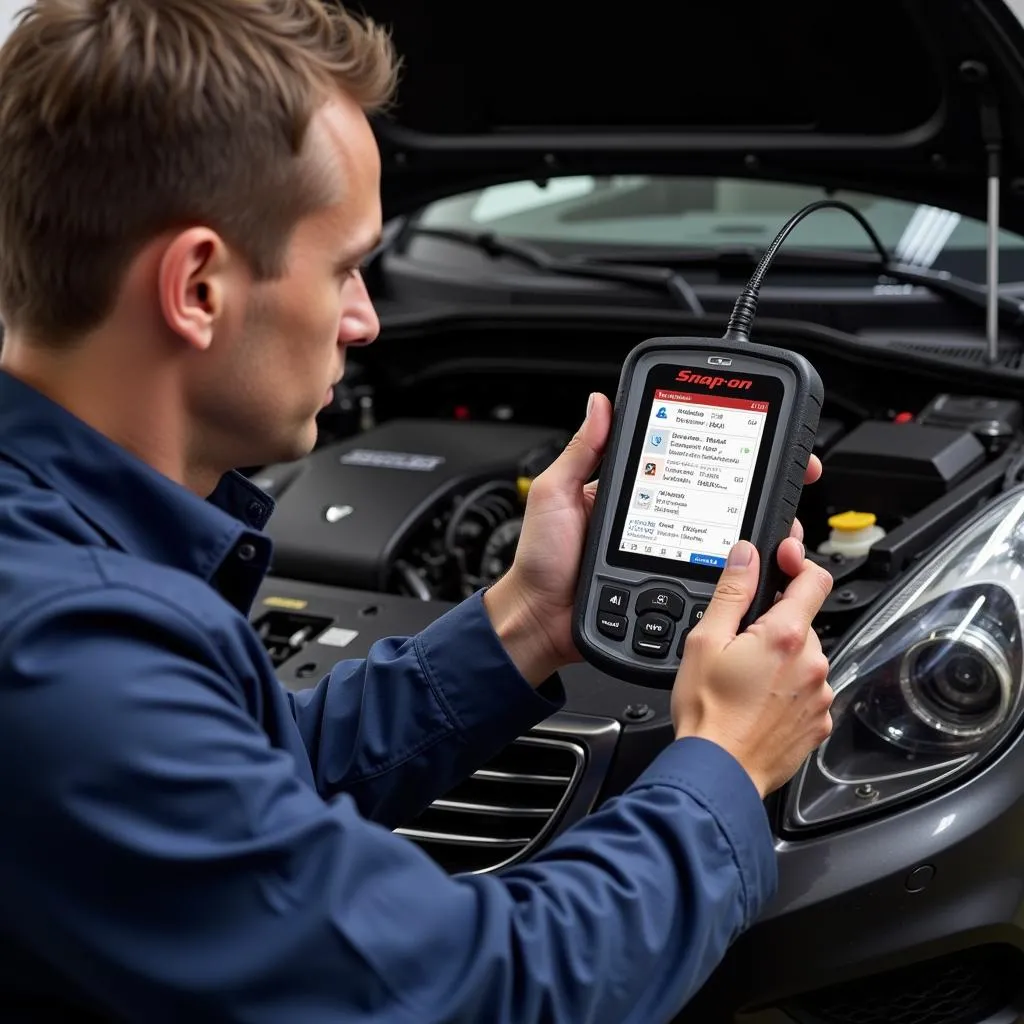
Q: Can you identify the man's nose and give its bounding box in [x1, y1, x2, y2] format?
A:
[338, 271, 380, 347]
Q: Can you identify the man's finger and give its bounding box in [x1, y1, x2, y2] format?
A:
[755, 559, 833, 638]
[804, 455, 822, 485]
[540, 393, 612, 492]
[695, 541, 760, 644]
[776, 535, 805, 577]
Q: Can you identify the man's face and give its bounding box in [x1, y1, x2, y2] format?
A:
[189, 93, 382, 469]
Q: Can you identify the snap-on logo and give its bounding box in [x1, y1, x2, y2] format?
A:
[675, 368, 753, 390]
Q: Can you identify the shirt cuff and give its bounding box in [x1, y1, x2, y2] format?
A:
[627, 737, 778, 927]
[413, 590, 566, 743]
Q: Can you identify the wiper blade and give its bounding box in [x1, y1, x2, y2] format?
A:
[578, 246, 1024, 335]
[393, 224, 1024, 337]
[392, 225, 706, 315]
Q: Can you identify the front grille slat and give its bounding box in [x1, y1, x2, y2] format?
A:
[397, 735, 585, 873]
[395, 828, 532, 848]
[431, 798, 555, 817]
[473, 768, 571, 784]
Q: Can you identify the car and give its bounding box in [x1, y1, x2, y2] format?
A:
[247, 1, 1024, 1021]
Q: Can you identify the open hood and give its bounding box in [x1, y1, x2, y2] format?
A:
[362, 0, 1024, 233]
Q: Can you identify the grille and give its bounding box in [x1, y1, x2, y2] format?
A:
[396, 734, 585, 874]
[789, 945, 1021, 1024]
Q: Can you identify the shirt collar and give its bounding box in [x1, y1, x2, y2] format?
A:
[0, 369, 276, 607]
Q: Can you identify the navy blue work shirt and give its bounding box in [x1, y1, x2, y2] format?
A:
[0, 368, 777, 1023]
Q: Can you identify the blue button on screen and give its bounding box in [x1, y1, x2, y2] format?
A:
[690, 553, 727, 568]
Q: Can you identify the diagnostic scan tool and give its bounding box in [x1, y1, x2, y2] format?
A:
[573, 338, 822, 686]
[569, 201, 865, 688]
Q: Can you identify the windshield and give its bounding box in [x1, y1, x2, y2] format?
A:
[418, 176, 1024, 282]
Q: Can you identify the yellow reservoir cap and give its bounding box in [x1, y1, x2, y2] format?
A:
[517, 476, 534, 503]
[828, 511, 877, 532]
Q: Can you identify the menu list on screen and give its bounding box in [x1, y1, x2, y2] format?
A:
[618, 387, 770, 569]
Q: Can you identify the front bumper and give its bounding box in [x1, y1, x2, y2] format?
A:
[674, 732, 1024, 1024]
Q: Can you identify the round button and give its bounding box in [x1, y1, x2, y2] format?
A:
[623, 704, 652, 722]
[636, 589, 684, 620]
[246, 500, 265, 521]
[237, 542, 257, 562]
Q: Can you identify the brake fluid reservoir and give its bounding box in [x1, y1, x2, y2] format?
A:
[817, 511, 886, 558]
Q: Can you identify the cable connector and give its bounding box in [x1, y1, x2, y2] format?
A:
[723, 288, 759, 342]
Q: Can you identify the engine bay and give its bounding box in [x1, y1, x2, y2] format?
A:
[249, 314, 1024, 659]
[242, 312, 1024, 886]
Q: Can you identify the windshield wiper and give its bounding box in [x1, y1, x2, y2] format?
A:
[574, 244, 1024, 337]
[392, 220, 1024, 340]
[390, 224, 706, 315]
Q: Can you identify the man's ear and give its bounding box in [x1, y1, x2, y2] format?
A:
[157, 228, 236, 352]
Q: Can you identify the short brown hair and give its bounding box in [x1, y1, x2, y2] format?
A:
[0, 0, 399, 344]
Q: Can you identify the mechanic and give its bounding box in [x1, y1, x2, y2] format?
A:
[0, 2, 834, 1022]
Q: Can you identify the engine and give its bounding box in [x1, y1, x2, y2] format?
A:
[252, 418, 567, 601]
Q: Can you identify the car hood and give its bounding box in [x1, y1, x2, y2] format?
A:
[362, 0, 1024, 230]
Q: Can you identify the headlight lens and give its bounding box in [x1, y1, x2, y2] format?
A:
[784, 489, 1024, 830]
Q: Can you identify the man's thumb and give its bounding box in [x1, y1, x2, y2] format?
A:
[697, 541, 759, 641]
[544, 393, 611, 489]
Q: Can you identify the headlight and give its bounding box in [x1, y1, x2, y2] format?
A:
[784, 489, 1024, 830]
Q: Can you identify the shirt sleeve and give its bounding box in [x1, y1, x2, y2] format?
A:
[0, 588, 778, 1024]
[284, 589, 566, 827]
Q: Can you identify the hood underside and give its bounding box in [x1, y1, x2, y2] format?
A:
[357, 0, 1024, 231]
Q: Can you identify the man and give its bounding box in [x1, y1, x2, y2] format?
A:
[0, 2, 834, 1021]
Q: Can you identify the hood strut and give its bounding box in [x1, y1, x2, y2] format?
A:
[962, 59, 1004, 364]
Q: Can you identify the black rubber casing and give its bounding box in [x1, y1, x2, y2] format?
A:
[572, 336, 824, 688]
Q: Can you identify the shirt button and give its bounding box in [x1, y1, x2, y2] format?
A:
[237, 542, 257, 562]
[246, 500, 264, 522]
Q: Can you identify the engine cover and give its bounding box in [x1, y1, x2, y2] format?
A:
[252, 419, 566, 590]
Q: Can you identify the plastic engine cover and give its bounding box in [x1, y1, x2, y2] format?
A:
[251, 419, 566, 590]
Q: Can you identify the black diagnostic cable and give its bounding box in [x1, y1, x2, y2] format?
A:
[723, 199, 891, 342]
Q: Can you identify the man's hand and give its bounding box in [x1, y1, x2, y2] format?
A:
[483, 393, 613, 684]
[485, 393, 823, 686]
[672, 541, 834, 797]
